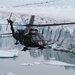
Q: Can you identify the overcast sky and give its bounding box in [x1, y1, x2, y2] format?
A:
[0, 0, 48, 6]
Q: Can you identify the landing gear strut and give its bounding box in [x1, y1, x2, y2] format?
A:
[21, 47, 30, 51]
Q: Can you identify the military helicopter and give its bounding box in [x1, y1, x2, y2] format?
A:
[1, 13, 75, 51]
[6, 15, 46, 50]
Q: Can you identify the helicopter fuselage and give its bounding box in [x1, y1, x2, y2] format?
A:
[14, 28, 46, 48]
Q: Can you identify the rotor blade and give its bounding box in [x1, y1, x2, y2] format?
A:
[29, 15, 35, 25]
[31, 22, 75, 26]
[1, 22, 75, 27]
[13, 22, 75, 26]
[0, 33, 12, 35]
[6, 13, 12, 31]
[0, 36, 12, 38]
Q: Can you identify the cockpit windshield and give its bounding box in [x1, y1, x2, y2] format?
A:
[32, 35, 44, 41]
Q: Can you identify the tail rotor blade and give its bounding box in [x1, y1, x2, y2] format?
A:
[0, 33, 12, 35]
[6, 13, 12, 31]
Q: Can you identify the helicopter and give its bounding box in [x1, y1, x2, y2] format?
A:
[1, 13, 75, 51]
[6, 15, 46, 50]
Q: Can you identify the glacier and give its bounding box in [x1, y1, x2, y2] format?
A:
[0, 0, 75, 52]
